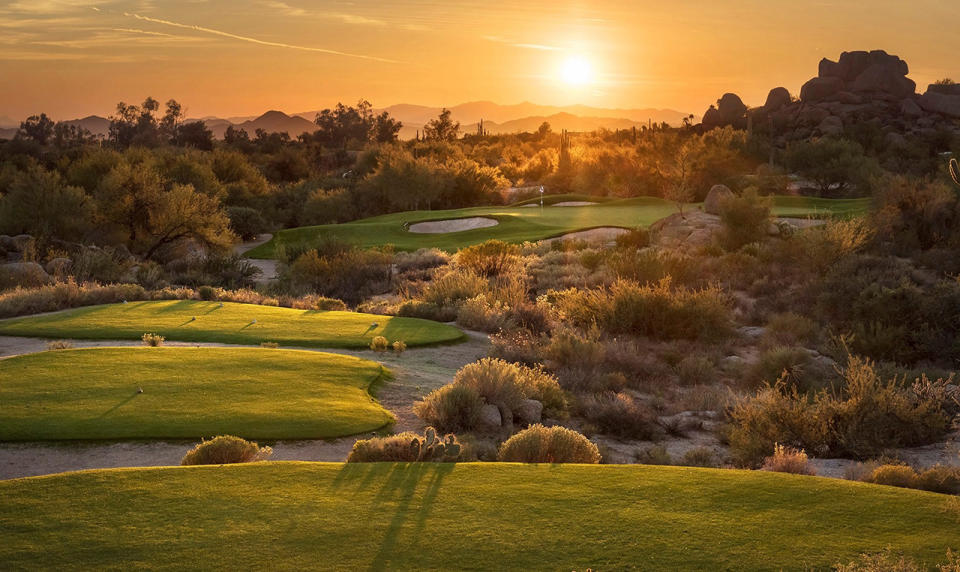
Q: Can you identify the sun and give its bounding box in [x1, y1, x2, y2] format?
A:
[559, 56, 594, 86]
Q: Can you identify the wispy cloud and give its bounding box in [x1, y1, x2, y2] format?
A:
[263, 1, 386, 27]
[483, 35, 562, 51]
[124, 12, 401, 63]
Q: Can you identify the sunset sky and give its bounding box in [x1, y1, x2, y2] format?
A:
[1, 0, 957, 121]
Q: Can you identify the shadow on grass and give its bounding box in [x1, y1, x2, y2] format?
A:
[96, 392, 140, 418]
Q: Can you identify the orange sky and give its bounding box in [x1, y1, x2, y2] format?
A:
[0, 0, 957, 121]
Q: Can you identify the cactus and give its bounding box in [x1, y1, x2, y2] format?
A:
[950, 158, 960, 188]
[410, 427, 461, 462]
[409, 437, 421, 459]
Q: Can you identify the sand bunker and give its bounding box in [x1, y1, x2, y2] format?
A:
[547, 227, 629, 243]
[408, 217, 499, 234]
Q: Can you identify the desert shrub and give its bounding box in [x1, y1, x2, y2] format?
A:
[45, 340, 73, 350]
[763, 312, 818, 347]
[497, 424, 600, 464]
[71, 246, 134, 284]
[310, 296, 347, 311]
[867, 464, 919, 489]
[747, 346, 820, 392]
[141, 333, 164, 347]
[544, 330, 606, 369]
[635, 445, 672, 465]
[284, 247, 392, 304]
[369, 335, 389, 352]
[676, 354, 717, 386]
[489, 330, 544, 366]
[415, 358, 566, 431]
[834, 548, 920, 572]
[181, 435, 273, 465]
[394, 248, 451, 274]
[761, 443, 816, 475]
[260, 341, 279, 348]
[614, 227, 650, 249]
[396, 300, 458, 322]
[603, 248, 695, 285]
[420, 269, 487, 307]
[348, 427, 461, 463]
[413, 385, 483, 433]
[796, 217, 875, 273]
[455, 240, 520, 276]
[680, 447, 718, 468]
[914, 465, 960, 494]
[578, 392, 659, 439]
[456, 294, 515, 333]
[552, 278, 731, 341]
[717, 188, 771, 250]
[392, 340, 407, 354]
[166, 254, 262, 290]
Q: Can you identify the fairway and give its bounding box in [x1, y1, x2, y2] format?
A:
[247, 194, 873, 256]
[0, 300, 464, 348]
[0, 347, 393, 440]
[1, 462, 956, 570]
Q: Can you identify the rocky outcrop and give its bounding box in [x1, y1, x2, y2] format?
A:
[516, 399, 543, 426]
[702, 93, 748, 129]
[700, 50, 960, 147]
[649, 211, 722, 251]
[478, 404, 502, 430]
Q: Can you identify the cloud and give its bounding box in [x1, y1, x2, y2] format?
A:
[124, 12, 401, 63]
[483, 35, 562, 51]
[262, 1, 387, 27]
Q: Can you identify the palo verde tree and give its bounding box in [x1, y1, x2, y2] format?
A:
[423, 108, 460, 142]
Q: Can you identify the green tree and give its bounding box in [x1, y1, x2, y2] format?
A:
[423, 108, 460, 142]
[0, 166, 93, 242]
[17, 114, 55, 145]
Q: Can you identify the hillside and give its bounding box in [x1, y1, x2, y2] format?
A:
[2, 462, 956, 570]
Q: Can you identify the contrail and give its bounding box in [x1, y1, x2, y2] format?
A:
[123, 12, 401, 64]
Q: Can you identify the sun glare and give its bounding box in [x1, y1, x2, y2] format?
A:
[559, 56, 594, 86]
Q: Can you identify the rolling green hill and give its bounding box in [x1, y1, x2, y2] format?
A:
[0, 347, 393, 440]
[0, 462, 954, 570]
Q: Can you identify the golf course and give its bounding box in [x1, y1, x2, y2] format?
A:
[0, 300, 465, 348]
[2, 462, 956, 570]
[0, 347, 394, 440]
[246, 195, 873, 256]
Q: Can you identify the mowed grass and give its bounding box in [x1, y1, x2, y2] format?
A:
[0, 347, 393, 440]
[248, 194, 872, 256]
[0, 300, 464, 348]
[1, 463, 956, 570]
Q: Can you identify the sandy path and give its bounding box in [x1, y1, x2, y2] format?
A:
[234, 234, 279, 285]
[0, 330, 491, 480]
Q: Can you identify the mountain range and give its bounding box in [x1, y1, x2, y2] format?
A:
[0, 101, 693, 141]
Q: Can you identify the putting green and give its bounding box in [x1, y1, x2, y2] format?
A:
[0, 300, 464, 348]
[247, 194, 872, 256]
[0, 462, 956, 570]
[0, 347, 393, 440]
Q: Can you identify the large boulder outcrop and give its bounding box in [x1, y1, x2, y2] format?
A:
[764, 87, 792, 111]
[800, 76, 844, 102]
[802, 50, 915, 103]
[649, 211, 722, 251]
[702, 93, 748, 129]
[919, 84, 960, 118]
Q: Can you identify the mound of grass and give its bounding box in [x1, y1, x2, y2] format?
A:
[1, 463, 957, 570]
[248, 195, 871, 256]
[0, 300, 464, 348]
[0, 347, 393, 440]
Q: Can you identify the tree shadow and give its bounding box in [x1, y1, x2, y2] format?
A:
[96, 392, 139, 418]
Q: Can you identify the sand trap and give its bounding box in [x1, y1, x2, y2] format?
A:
[547, 227, 630, 243]
[408, 217, 498, 234]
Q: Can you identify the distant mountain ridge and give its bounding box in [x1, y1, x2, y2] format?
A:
[0, 101, 695, 141]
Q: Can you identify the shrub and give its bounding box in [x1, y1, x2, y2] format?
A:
[369, 335, 389, 352]
[284, 247, 392, 304]
[348, 427, 462, 463]
[635, 445, 672, 465]
[834, 548, 920, 572]
[226, 206, 269, 241]
[141, 333, 164, 347]
[181, 435, 273, 465]
[392, 340, 407, 354]
[680, 447, 718, 468]
[456, 294, 514, 333]
[614, 227, 650, 249]
[552, 278, 732, 341]
[45, 340, 73, 350]
[396, 300, 458, 322]
[747, 346, 817, 391]
[763, 312, 818, 347]
[312, 296, 347, 311]
[497, 424, 600, 464]
[455, 240, 520, 277]
[717, 187, 771, 250]
[867, 464, 919, 489]
[915, 465, 960, 494]
[676, 354, 717, 386]
[413, 384, 483, 433]
[394, 248, 450, 274]
[260, 341, 279, 349]
[578, 392, 659, 439]
[761, 443, 816, 475]
[420, 269, 487, 307]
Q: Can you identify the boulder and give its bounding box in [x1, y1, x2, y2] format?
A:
[818, 58, 842, 79]
[703, 184, 734, 215]
[0, 235, 15, 251]
[650, 211, 722, 251]
[818, 115, 844, 136]
[926, 83, 960, 96]
[900, 98, 923, 117]
[516, 399, 543, 426]
[0, 262, 50, 289]
[850, 64, 916, 98]
[45, 257, 72, 275]
[764, 87, 792, 111]
[478, 404, 502, 429]
[800, 76, 844, 102]
[717, 93, 748, 125]
[837, 51, 874, 81]
[918, 91, 960, 118]
[701, 105, 723, 129]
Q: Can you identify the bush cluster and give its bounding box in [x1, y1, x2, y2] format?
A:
[496, 424, 600, 464]
[181, 435, 273, 465]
